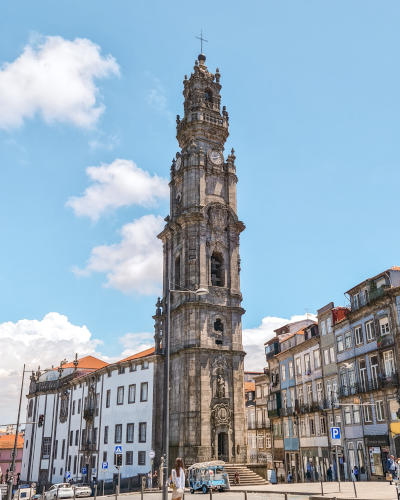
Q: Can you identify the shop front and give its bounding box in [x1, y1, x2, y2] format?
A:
[273, 446, 285, 483]
[365, 435, 390, 481]
[301, 448, 330, 482]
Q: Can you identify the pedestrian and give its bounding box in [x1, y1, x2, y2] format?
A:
[388, 455, 397, 479]
[327, 467, 332, 482]
[353, 466, 358, 481]
[234, 471, 240, 485]
[147, 471, 152, 489]
[287, 472, 292, 483]
[169, 457, 185, 500]
[153, 470, 158, 488]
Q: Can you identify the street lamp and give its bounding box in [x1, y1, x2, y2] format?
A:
[162, 279, 209, 500]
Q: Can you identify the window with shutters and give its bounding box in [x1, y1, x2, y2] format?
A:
[266, 436, 271, 448]
[288, 361, 294, 378]
[320, 417, 326, 434]
[354, 326, 363, 345]
[384, 351, 395, 376]
[366, 321, 375, 341]
[364, 404, 372, 423]
[379, 317, 390, 335]
[376, 400, 385, 421]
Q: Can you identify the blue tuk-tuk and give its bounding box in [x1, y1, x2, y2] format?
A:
[188, 461, 230, 493]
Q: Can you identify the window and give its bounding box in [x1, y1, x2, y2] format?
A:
[376, 400, 385, 421]
[127, 423, 134, 443]
[68, 456, 71, 472]
[300, 419, 306, 436]
[117, 387, 124, 405]
[118, 365, 125, 375]
[313, 350, 321, 369]
[359, 360, 367, 391]
[59, 468, 63, 476]
[77, 399, 81, 414]
[42, 437, 51, 459]
[103, 452, 107, 463]
[348, 363, 356, 389]
[290, 388, 295, 408]
[281, 365, 286, 381]
[327, 317, 332, 333]
[321, 320, 326, 336]
[364, 404, 372, 422]
[310, 418, 315, 435]
[296, 358, 301, 375]
[93, 427, 98, 445]
[91, 455, 96, 469]
[82, 429, 86, 445]
[326, 380, 331, 404]
[106, 390, 111, 408]
[256, 386, 261, 399]
[126, 451, 133, 465]
[344, 331, 352, 349]
[73, 456, 77, 475]
[288, 361, 293, 378]
[107, 371, 112, 378]
[258, 435, 264, 449]
[61, 439, 65, 459]
[53, 440, 58, 459]
[72, 400, 76, 415]
[307, 384, 312, 404]
[371, 355, 379, 389]
[130, 364, 136, 372]
[298, 386, 303, 406]
[96, 393, 100, 416]
[69, 430, 73, 446]
[353, 404, 360, 424]
[115, 424, 122, 443]
[266, 436, 271, 448]
[379, 317, 390, 335]
[127, 384, 136, 404]
[337, 335, 344, 352]
[138, 451, 146, 466]
[211, 252, 223, 286]
[304, 354, 311, 374]
[104, 426, 108, 444]
[293, 420, 298, 437]
[317, 381, 322, 402]
[263, 385, 268, 397]
[284, 422, 289, 437]
[329, 346, 335, 363]
[88, 424, 92, 444]
[75, 430, 79, 446]
[205, 89, 212, 102]
[332, 379, 338, 403]
[139, 423, 146, 443]
[320, 417, 326, 434]
[384, 351, 395, 376]
[28, 400, 33, 418]
[324, 349, 329, 365]
[175, 255, 181, 288]
[214, 319, 224, 332]
[344, 406, 351, 424]
[366, 321, 375, 341]
[251, 435, 257, 448]
[353, 293, 360, 310]
[282, 390, 287, 409]
[140, 382, 148, 402]
[354, 326, 362, 345]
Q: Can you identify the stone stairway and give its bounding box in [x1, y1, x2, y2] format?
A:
[223, 465, 269, 486]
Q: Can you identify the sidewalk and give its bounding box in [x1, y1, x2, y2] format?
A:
[229, 481, 398, 500]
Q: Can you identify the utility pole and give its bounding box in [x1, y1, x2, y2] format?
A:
[8, 365, 25, 500]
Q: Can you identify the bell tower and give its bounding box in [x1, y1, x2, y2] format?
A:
[153, 53, 247, 465]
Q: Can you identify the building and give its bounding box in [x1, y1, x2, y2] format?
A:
[0, 434, 24, 485]
[21, 349, 156, 489]
[334, 266, 400, 481]
[245, 381, 256, 457]
[153, 51, 247, 466]
[253, 372, 272, 468]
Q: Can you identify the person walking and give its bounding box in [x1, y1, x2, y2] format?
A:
[170, 458, 185, 500]
[353, 466, 358, 481]
[147, 471, 152, 489]
[327, 467, 332, 482]
[388, 455, 397, 479]
[234, 471, 240, 485]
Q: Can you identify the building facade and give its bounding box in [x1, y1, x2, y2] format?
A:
[21, 350, 156, 489]
[0, 434, 24, 485]
[153, 51, 247, 466]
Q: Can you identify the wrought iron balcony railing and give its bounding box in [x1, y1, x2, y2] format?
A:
[268, 408, 280, 418]
[339, 373, 399, 398]
[83, 408, 94, 420]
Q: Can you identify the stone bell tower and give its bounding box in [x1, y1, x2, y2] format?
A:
[153, 52, 247, 465]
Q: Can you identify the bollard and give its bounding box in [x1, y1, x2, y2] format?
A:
[352, 478, 357, 498]
[141, 477, 144, 500]
[244, 491, 247, 500]
[94, 484, 97, 500]
[42, 486, 45, 500]
[284, 493, 288, 500]
[210, 487, 213, 500]
[73, 486, 76, 500]
[321, 478, 324, 496]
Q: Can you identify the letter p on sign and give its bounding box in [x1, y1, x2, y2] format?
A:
[331, 427, 341, 442]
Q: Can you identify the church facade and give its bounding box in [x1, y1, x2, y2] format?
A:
[152, 52, 247, 466]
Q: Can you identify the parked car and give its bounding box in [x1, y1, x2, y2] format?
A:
[73, 484, 91, 497]
[45, 484, 74, 500]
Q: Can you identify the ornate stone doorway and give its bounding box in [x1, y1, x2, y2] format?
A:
[218, 432, 228, 460]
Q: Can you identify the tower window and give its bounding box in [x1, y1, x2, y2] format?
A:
[175, 256, 181, 289]
[214, 319, 224, 332]
[211, 252, 223, 287]
[205, 89, 212, 102]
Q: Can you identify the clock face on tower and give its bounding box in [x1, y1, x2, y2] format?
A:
[175, 156, 181, 170]
[208, 150, 223, 165]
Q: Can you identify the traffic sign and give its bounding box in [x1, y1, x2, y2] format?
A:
[82, 467, 87, 474]
[115, 446, 122, 454]
[331, 427, 341, 443]
[31, 483, 36, 489]
[101, 462, 108, 470]
[92, 468, 97, 474]
[65, 471, 71, 479]
[149, 450, 155, 459]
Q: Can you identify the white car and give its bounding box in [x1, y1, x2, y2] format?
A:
[45, 484, 74, 500]
[73, 484, 92, 497]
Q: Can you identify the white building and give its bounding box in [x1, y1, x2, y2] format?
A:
[21, 348, 156, 489]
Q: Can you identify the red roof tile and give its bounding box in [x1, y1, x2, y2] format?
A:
[60, 356, 108, 370]
[0, 434, 24, 449]
[119, 347, 155, 363]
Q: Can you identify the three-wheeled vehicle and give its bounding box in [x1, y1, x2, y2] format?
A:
[188, 461, 230, 493]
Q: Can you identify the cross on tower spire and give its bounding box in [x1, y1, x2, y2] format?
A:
[195, 30, 208, 53]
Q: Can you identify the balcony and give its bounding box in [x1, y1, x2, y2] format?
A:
[247, 422, 256, 430]
[80, 442, 96, 452]
[256, 421, 269, 429]
[377, 332, 394, 349]
[83, 408, 94, 421]
[350, 286, 389, 312]
[268, 408, 280, 418]
[279, 407, 295, 417]
[339, 374, 399, 397]
[296, 401, 324, 414]
[29, 372, 76, 394]
[266, 344, 279, 361]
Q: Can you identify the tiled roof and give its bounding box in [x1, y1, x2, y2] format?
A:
[0, 434, 24, 449]
[245, 382, 255, 392]
[119, 347, 155, 363]
[60, 356, 109, 370]
[279, 327, 306, 343]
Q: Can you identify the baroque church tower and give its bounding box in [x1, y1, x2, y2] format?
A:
[153, 52, 247, 465]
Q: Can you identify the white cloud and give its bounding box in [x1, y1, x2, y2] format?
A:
[89, 134, 120, 151]
[118, 332, 154, 358]
[146, 75, 173, 122]
[73, 214, 164, 294]
[66, 159, 169, 221]
[243, 314, 317, 372]
[0, 35, 120, 130]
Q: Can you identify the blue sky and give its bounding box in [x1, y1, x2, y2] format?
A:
[1, 0, 400, 419]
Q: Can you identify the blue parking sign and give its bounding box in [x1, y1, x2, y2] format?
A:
[331, 427, 341, 441]
[65, 471, 71, 479]
[102, 462, 108, 470]
[82, 467, 87, 474]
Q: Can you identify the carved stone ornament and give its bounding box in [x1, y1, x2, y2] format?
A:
[211, 403, 232, 428]
[209, 205, 229, 233]
[59, 391, 69, 423]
